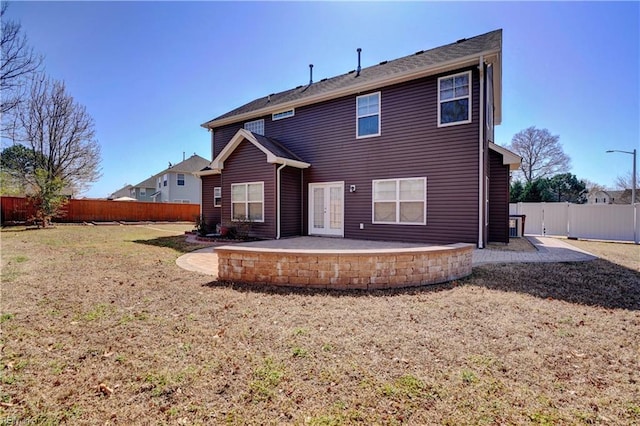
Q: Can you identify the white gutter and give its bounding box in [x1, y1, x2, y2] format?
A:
[478, 56, 485, 249]
[276, 161, 288, 239]
[193, 168, 220, 177]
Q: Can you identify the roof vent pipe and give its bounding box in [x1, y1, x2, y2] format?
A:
[356, 48, 362, 77]
[309, 64, 313, 85]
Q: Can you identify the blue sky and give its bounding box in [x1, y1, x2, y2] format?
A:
[4, 1, 639, 198]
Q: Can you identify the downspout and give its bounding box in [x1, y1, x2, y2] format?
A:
[301, 169, 305, 236]
[276, 161, 288, 239]
[478, 56, 485, 248]
[214, 129, 216, 161]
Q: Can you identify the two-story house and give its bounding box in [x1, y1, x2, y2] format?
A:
[111, 154, 210, 203]
[127, 176, 156, 202]
[587, 189, 640, 205]
[150, 154, 210, 203]
[196, 29, 520, 247]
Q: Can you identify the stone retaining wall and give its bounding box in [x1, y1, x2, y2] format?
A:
[215, 243, 474, 290]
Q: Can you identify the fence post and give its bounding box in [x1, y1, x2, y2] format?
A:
[635, 204, 639, 244]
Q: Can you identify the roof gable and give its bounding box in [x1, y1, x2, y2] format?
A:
[134, 176, 156, 189]
[203, 29, 502, 129]
[164, 154, 210, 173]
[489, 143, 521, 171]
[208, 129, 310, 172]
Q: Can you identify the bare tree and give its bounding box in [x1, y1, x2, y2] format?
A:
[11, 75, 101, 197]
[614, 171, 639, 190]
[1, 2, 43, 116]
[507, 126, 571, 184]
[582, 179, 605, 193]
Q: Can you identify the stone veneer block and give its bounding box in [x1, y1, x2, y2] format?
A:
[214, 242, 474, 290]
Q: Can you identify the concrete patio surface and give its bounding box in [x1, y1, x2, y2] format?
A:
[176, 235, 597, 278]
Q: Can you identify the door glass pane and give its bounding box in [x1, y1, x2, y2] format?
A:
[313, 187, 324, 228]
[374, 202, 396, 222]
[329, 187, 342, 229]
[400, 202, 424, 223]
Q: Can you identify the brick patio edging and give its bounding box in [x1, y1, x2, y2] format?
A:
[215, 243, 474, 290]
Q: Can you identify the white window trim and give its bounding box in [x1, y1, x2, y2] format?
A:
[437, 71, 472, 127]
[213, 187, 222, 208]
[231, 181, 264, 223]
[371, 177, 427, 225]
[163, 174, 168, 187]
[177, 173, 185, 186]
[356, 91, 381, 139]
[272, 109, 295, 121]
[244, 119, 265, 135]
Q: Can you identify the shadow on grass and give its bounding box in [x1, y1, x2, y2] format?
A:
[133, 235, 213, 254]
[202, 259, 639, 310]
[202, 278, 462, 299]
[467, 259, 640, 311]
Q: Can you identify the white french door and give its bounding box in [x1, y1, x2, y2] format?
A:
[309, 182, 344, 237]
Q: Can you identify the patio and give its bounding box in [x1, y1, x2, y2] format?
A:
[176, 235, 598, 289]
[180, 236, 474, 290]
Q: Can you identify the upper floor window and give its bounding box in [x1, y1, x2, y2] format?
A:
[356, 92, 380, 138]
[163, 174, 168, 187]
[231, 182, 264, 222]
[372, 177, 426, 225]
[177, 173, 185, 186]
[244, 119, 264, 135]
[272, 109, 294, 121]
[438, 71, 471, 126]
[140, 188, 146, 196]
[157, 177, 161, 189]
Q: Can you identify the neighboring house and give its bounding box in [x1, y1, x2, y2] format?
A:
[587, 189, 639, 205]
[196, 29, 521, 247]
[128, 176, 156, 202]
[110, 154, 210, 203]
[149, 154, 210, 203]
[587, 190, 612, 204]
[110, 184, 133, 200]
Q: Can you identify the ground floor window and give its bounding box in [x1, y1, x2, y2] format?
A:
[372, 177, 426, 224]
[214, 187, 221, 207]
[231, 182, 264, 222]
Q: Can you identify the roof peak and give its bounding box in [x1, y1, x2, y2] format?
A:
[203, 29, 502, 128]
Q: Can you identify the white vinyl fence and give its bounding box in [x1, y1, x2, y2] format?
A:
[510, 202, 639, 244]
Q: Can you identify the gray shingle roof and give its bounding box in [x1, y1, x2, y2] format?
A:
[163, 154, 211, 174]
[132, 155, 211, 188]
[204, 29, 502, 127]
[251, 132, 306, 163]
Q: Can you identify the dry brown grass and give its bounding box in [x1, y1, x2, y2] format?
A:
[563, 238, 639, 271]
[1, 225, 639, 425]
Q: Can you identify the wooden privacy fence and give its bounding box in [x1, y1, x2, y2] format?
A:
[1, 196, 200, 224]
[510, 202, 639, 244]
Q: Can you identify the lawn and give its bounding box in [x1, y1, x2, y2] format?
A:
[1, 225, 639, 425]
